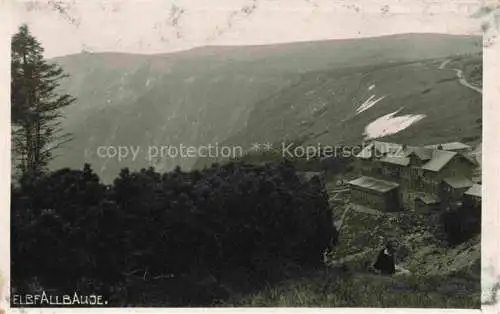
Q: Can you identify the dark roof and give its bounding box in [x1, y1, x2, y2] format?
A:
[408, 147, 433, 161]
[348, 176, 399, 193]
[380, 155, 410, 166]
[356, 141, 403, 159]
[443, 176, 474, 189]
[465, 184, 481, 197]
[415, 193, 440, 205]
[421, 150, 457, 172]
[460, 153, 479, 166]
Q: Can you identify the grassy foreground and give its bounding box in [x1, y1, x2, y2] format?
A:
[224, 267, 480, 307]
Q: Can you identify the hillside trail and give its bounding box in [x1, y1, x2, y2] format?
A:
[351, 266, 411, 280]
[328, 192, 412, 275]
[437, 58, 482, 172]
[329, 248, 411, 275]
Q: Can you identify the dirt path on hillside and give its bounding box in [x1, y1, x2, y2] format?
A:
[438, 59, 451, 70]
[329, 248, 373, 266]
[329, 248, 411, 276]
[326, 186, 412, 275]
[438, 59, 482, 94]
[330, 188, 350, 231]
[350, 204, 386, 216]
[437, 58, 482, 171]
[333, 204, 351, 231]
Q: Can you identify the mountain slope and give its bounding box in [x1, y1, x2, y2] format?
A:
[48, 33, 481, 182]
[215, 56, 481, 150]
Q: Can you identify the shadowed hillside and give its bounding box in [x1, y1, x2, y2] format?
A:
[47, 34, 481, 182]
[11, 22, 484, 309]
[212, 56, 481, 151]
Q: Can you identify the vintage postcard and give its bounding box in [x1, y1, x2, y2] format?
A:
[1, 0, 499, 312]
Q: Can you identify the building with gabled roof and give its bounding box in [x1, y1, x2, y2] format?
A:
[356, 141, 404, 159]
[349, 140, 480, 213]
[441, 176, 475, 209]
[465, 184, 481, 198]
[443, 176, 474, 189]
[407, 147, 433, 161]
[348, 176, 400, 212]
[379, 155, 410, 167]
[348, 176, 399, 193]
[424, 142, 471, 153]
[421, 150, 457, 172]
[463, 183, 482, 209]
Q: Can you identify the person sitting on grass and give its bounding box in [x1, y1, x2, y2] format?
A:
[373, 242, 396, 275]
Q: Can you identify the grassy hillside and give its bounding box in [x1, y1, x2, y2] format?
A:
[195, 56, 482, 169]
[228, 58, 480, 145]
[226, 268, 479, 307]
[221, 188, 480, 308]
[46, 34, 481, 182]
[449, 52, 482, 87]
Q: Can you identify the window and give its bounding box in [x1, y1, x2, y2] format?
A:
[411, 167, 419, 177]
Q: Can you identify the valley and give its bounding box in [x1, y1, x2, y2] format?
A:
[11, 31, 484, 308]
[47, 33, 482, 183]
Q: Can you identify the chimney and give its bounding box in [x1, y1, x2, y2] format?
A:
[401, 144, 407, 155]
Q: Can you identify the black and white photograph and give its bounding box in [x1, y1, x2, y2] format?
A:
[3, 0, 499, 310]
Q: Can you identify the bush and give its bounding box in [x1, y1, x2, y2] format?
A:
[11, 161, 338, 306]
[440, 204, 481, 245]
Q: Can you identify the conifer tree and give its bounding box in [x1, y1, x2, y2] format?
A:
[11, 24, 76, 177]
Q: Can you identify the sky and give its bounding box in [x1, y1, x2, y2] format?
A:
[9, 0, 485, 58]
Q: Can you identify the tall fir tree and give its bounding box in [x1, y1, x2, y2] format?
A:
[11, 24, 76, 177]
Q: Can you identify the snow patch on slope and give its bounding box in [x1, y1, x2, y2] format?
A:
[356, 95, 386, 114]
[364, 110, 426, 139]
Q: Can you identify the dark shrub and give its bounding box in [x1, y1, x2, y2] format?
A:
[11, 161, 338, 306]
[440, 204, 481, 245]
